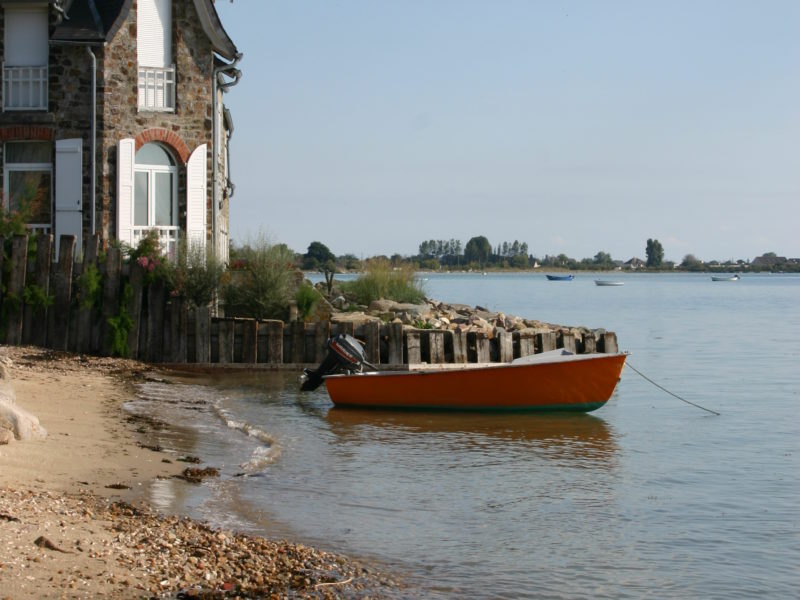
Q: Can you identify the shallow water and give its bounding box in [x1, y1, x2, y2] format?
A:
[126, 272, 800, 598]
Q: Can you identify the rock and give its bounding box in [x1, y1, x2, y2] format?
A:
[368, 298, 397, 313]
[0, 360, 47, 441]
[0, 428, 13, 445]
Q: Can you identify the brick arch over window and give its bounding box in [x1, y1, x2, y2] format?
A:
[0, 126, 53, 141]
[134, 128, 191, 164]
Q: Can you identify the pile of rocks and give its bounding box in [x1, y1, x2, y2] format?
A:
[324, 295, 605, 344]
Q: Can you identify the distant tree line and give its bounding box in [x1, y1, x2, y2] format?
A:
[274, 238, 800, 274]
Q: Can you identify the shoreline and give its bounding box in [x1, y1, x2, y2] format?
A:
[0, 345, 399, 598]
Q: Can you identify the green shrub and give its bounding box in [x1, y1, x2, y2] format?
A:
[295, 281, 321, 321]
[340, 259, 425, 305]
[223, 236, 296, 320]
[172, 241, 225, 308]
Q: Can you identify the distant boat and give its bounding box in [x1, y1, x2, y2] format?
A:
[711, 274, 740, 282]
[595, 280, 624, 286]
[546, 274, 574, 281]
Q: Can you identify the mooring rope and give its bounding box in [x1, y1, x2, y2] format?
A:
[625, 361, 721, 416]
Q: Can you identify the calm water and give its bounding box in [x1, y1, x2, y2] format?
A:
[127, 272, 800, 598]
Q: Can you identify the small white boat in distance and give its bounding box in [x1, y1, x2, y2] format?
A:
[711, 274, 740, 282]
[595, 280, 624, 286]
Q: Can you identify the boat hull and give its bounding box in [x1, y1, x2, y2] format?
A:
[324, 353, 626, 412]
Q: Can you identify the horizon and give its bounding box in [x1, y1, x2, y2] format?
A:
[216, 1, 800, 264]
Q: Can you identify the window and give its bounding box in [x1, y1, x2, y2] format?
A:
[137, 0, 174, 111]
[133, 143, 178, 255]
[3, 142, 52, 230]
[2, 7, 49, 111]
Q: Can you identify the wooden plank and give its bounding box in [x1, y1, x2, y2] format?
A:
[363, 320, 380, 364]
[452, 329, 468, 364]
[21, 241, 36, 345]
[28, 234, 53, 347]
[126, 264, 145, 359]
[406, 331, 421, 364]
[537, 331, 556, 353]
[475, 331, 491, 363]
[291, 321, 304, 364]
[241, 318, 258, 363]
[387, 322, 404, 364]
[100, 246, 121, 356]
[5, 235, 28, 345]
[498, 331, 514, 363]
[195, 305, 211, 362]
[48, 236, 76, 350]
[218, 318, 235, 363]
[429, 331, 445, 363]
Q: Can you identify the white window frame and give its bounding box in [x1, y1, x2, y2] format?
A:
[3, 162, 53, 232]
[134, 147, 179, 258]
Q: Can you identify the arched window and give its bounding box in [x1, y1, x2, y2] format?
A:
[133, 143, 178, 256]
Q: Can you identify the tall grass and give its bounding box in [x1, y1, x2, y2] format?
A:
[340, 259, 425, 305]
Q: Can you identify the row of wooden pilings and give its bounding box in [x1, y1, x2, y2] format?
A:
[0, 233, 618, 367]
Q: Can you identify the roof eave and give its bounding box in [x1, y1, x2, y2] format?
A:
[192, 0, 238, 61]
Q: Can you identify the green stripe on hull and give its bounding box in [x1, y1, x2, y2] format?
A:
[331, 401, 607, 414]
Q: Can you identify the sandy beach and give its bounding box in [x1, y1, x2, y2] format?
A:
[0, 346, 397, 599]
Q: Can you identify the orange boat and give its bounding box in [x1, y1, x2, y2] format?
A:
[301, 335, 626, 413]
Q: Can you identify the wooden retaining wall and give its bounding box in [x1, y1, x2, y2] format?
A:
[0, 234, 618, 367]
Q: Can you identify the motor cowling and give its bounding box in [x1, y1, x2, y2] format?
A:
[300, 334, 366, 391]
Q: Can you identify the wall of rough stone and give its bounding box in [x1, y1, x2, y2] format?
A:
[0, 2, 219, 250]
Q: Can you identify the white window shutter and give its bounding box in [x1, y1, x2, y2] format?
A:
[186, 144, 207, 253]
[4, 8, 48, 66]
[55, 139, 83, 258]
[117, 138, 135, 248]
[137, 0, 172, 67]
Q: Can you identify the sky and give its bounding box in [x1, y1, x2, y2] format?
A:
[214, 1, 800, 263]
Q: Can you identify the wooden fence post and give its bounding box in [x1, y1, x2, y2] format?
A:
[560, 332, 577, 354]
[195, 305, 211, 363]
[582, 332, 596, 354]
[145, 279, 165, 362]
[518, 331, 536, 358]
[387, 322, 404, 364]
[498, 331, 514, 362]
[5, 235, 28, 345]
[260, 320, 283, 364]
[48, 236, 76, 350]
[601, 332, 618, 353]
[429, 331, 445, 363]
[406, 331, 421, 363]
[169, 298, 187, 362]
[100, 247, 121, 356]
[452, 329, 468, 364]
[290, 321, 304, 364]
[76, 234, 99, 353]
[363, 321, 380, 364]
[24, 234, 52, 347]
[314, 321, 330, 363]
[241, 318, 258, 363]
[475, 332, 491, 363]
[218, 318, 235, 363]
[126, 264, 144, 359]
[536, 331, 556, 353]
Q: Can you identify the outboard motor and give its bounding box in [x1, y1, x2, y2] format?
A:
[300, 334, 367, 391]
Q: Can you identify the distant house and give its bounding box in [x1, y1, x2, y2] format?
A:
[0, 0, 241, 261]
[624, 257, 645, 270]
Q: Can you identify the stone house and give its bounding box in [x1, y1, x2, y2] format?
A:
[0, 0, 241, 261]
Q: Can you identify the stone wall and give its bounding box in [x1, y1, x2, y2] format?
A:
[0, 2, 220, 250]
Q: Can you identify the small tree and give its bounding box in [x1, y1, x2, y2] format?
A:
[646, 239, 664, 268]
[464, 236, 491, 267]
[302, 241, 335, 270]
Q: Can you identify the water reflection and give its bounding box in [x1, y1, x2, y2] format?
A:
[325, 408, 619, 468]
